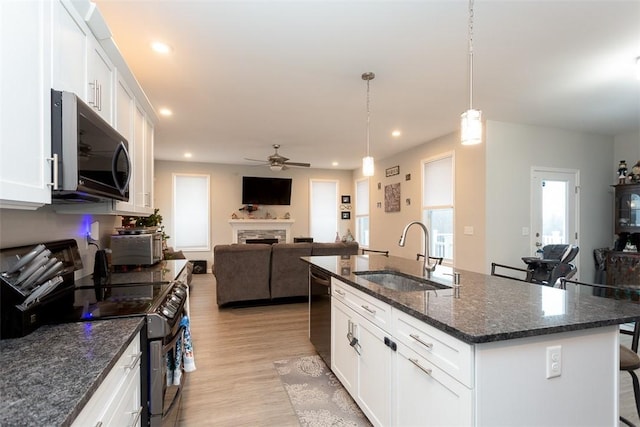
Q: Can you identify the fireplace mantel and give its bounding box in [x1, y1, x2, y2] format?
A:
[228, 219, 295, 243]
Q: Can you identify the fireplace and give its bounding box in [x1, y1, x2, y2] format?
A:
[245, 238, 279, 245]
[229, 219, 295, 243]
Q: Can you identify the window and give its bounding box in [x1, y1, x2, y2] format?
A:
[173, 174, 210, 251]
[422, 154, 454, 261]
[355, 178, 369, 247]
[310, 179, 338, 242]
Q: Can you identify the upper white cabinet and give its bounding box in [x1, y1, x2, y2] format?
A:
[86, 36, 114, 124]
[46, 0, 156, 216]
[0, 0, 53, 209]
[52, 0, 87, 97]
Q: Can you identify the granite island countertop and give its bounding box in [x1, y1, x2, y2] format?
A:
[303, 254, 640, 344]
[0, 317, 144, 426]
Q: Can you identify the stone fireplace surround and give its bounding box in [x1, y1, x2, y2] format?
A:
[229, 219, 295, 243]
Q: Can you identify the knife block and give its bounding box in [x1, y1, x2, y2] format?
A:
[0, 275, 74, 339]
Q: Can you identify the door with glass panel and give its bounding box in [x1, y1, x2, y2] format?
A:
[530, 168, 579, 260]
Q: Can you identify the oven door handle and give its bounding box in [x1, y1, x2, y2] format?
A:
[163, 324, 186, 353]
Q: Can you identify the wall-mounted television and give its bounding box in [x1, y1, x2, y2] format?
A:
[242, 176, 292, 205]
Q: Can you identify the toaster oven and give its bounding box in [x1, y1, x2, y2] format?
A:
[110, 233, 162, 266]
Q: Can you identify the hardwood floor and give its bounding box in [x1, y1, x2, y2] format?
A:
[178, 273, 315, 426]
[179, 273, 640, 426]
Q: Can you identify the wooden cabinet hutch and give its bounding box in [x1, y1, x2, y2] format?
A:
[606, 183, 640, 286]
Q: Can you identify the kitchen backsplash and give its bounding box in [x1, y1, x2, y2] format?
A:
[0, 206, 119, 279]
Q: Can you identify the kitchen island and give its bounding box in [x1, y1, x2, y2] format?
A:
[304, 254, 640, 426]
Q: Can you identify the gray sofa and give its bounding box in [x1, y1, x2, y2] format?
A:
[213, 241, 359, 306]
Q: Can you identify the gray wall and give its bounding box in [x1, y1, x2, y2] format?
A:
[486, 120, 615, 280]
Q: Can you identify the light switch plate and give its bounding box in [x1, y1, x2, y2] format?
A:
[463, 226, 474, 235]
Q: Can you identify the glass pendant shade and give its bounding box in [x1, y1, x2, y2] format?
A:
[362, 156, 375, 176]
[461, 109, 482, 145]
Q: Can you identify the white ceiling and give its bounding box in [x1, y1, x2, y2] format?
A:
[95, 0, 640, 170]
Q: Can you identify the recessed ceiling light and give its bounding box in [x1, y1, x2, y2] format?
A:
[151, 41, 172, 54]
[332, 161, 339, 167]
[184, 152, 192, 158]
[391, 130, 402, 138]
[159, 108, 173, 116]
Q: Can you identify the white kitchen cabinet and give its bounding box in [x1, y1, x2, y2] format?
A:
[332, 279, 393, 427]
[395, 342, 472, 427]
[114, 74, 136, 213]
[52, 0, 87, 96]
[0, 0, 53, 209]
[355, 310, 392, 427]
[86, 35, 114, 124]
[71, 332, 142, 427]
[142, 114, 154, 211]
[331, 295, 358, 395]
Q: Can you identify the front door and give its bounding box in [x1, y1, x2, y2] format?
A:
[530, 168, 579, 268]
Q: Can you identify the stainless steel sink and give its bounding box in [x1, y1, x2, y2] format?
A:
[354, 271, 449, 292]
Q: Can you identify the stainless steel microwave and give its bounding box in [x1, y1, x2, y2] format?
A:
[50, 89, 131, 202]
[110, 232, 163, 266]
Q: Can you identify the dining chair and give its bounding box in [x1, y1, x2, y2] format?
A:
[416, 253, 443, 265]
[361, 248, 389, 256]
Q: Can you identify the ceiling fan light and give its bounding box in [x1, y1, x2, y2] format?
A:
[461, 109, 482, 145]
[362, 156, 375, 176]
[270, 164, 283, 171]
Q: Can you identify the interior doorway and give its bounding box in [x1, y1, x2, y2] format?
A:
[530, 167, 580, 275]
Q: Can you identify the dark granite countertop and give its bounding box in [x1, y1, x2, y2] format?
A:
[303, 254, 640, 344]
[0, 317, 144, 426]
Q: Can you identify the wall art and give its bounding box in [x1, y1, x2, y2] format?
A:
[341, 211, 351, 220]
[385, 165, 400, 177]
[384, 183, 401, 212]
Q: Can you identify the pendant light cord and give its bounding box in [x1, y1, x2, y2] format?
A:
[468, 0, 474, 110]
[366, 78, 371, 157]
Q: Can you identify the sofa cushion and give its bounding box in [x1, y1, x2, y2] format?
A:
[311, 241, 359, 256]
[213, 244, 272, 306]
[270, 243, 313, 299]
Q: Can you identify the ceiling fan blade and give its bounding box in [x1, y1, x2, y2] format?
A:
[244, 158, 269, 163]
[283, 161, 311, 167]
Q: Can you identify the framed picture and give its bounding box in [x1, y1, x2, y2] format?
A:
[385, 165, 400, 177]
[384, 183, 401, 212]
[341, 211, 351, 220]
[341, 195, 351, 204]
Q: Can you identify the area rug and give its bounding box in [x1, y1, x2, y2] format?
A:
[274, 355, 372, 427]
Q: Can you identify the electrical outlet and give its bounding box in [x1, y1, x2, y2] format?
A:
[546, 345, 562, 379]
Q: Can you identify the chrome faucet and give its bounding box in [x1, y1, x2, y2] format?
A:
[399, 221, 438, 275]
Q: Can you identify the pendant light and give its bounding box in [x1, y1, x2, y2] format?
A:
[461, 0, 482, 145]
[362, 72, 375, 176]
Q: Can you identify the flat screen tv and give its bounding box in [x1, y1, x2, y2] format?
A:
[242, 176, 292, 205]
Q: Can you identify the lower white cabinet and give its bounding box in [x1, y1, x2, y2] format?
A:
[331, 281, 393, 427]
[394, 342, 472, 426]
[71, 332, 142, 427]
[331, 278, 470, 427]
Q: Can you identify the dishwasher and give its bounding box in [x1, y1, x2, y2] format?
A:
[309, 266, 332, 366]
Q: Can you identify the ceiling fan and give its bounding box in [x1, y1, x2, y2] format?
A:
[245, 144, 311, 171]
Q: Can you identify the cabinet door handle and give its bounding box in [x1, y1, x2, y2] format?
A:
[129, 406, 143, 427]
[98, 83, 102, 111]
[409, 333, 433, 350]
[361, 305, 376, 315]
[125, 351, 142, 370]
[409, 358, 433, 376]
[89, 80, 98, 108]
[48, 154, 59, 189]
[334, 289, 345, 297]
